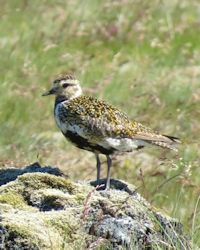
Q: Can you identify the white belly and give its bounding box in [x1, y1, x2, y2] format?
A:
[98, 137, 146, 152]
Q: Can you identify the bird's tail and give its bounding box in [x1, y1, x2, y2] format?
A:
[133, 132, 181, 151]
[149, 135, 181, 151]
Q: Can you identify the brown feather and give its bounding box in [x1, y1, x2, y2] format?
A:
[132, 132, 180, 151]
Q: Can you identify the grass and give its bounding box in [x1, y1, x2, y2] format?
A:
[0, 0, 200, 247]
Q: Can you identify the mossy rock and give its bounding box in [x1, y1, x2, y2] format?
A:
[0, 164, 190, 249]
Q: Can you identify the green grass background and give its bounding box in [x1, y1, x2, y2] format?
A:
[0, 0, 200, 246]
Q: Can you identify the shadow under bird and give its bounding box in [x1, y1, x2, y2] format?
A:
[42, 74, 180, 190]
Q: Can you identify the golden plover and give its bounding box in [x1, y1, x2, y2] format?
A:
[43, 74, 180, 190]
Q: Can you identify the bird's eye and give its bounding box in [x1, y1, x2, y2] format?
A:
[63, 83, 69, 88]
[63, 83, 74, 88]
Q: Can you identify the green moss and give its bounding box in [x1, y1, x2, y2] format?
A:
[75, 193, 87, 204]
[0, 191, 27, 208]
[0, 173, 190, 249]
[5, 223, 33, 238]
[45, 213, 88, 248]
[0, 173, 79, 210]
[46, 212, 78, 235]
[18, 173, 75, 193]
[2, 223, 39, 249]
[39, 192, 79, 210]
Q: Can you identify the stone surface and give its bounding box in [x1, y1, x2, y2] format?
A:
[0, 163, 190, 249]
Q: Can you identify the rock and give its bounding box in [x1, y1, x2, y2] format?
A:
[0, 163, 190, 249]
[0, 162, 64, 186]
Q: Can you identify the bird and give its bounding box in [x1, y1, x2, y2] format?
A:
[42, 73, 180, 190]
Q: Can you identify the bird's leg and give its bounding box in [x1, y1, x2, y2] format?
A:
[95, 154, 101, 185]
[105, 155, 112, 190]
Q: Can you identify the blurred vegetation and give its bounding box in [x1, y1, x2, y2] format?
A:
[0, 0, 200, 247]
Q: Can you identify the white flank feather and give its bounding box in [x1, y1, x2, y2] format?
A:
[99, 138, 146, 152]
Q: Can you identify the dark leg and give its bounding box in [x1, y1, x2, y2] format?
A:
[95, 154, 101, 185]
[106, 155, 112, 190]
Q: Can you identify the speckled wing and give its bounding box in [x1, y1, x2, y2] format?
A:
[61, 96, 179, 150]
[63, 96, 139, 140]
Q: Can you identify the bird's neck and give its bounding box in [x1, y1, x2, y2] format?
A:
[55, 93, 83, 106]
[55, 95, 69, 106]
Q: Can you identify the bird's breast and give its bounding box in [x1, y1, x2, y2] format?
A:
[54, 103, 85, 137]
[54, 103, 68, 133]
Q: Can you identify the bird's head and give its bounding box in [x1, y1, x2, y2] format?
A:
[42, 74, 82, 100]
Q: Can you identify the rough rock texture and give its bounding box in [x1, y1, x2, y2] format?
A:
[0, 163, 190, 250]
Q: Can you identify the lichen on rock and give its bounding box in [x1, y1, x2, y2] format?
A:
[0, 163, 190, 249]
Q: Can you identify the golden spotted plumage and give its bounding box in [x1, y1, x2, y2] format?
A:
[43, 74, 180, 190]
[59, 95, 179, 150]
[61, 95, 151, 139]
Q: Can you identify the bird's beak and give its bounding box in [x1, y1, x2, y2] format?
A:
[42, 88, 56, 96]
